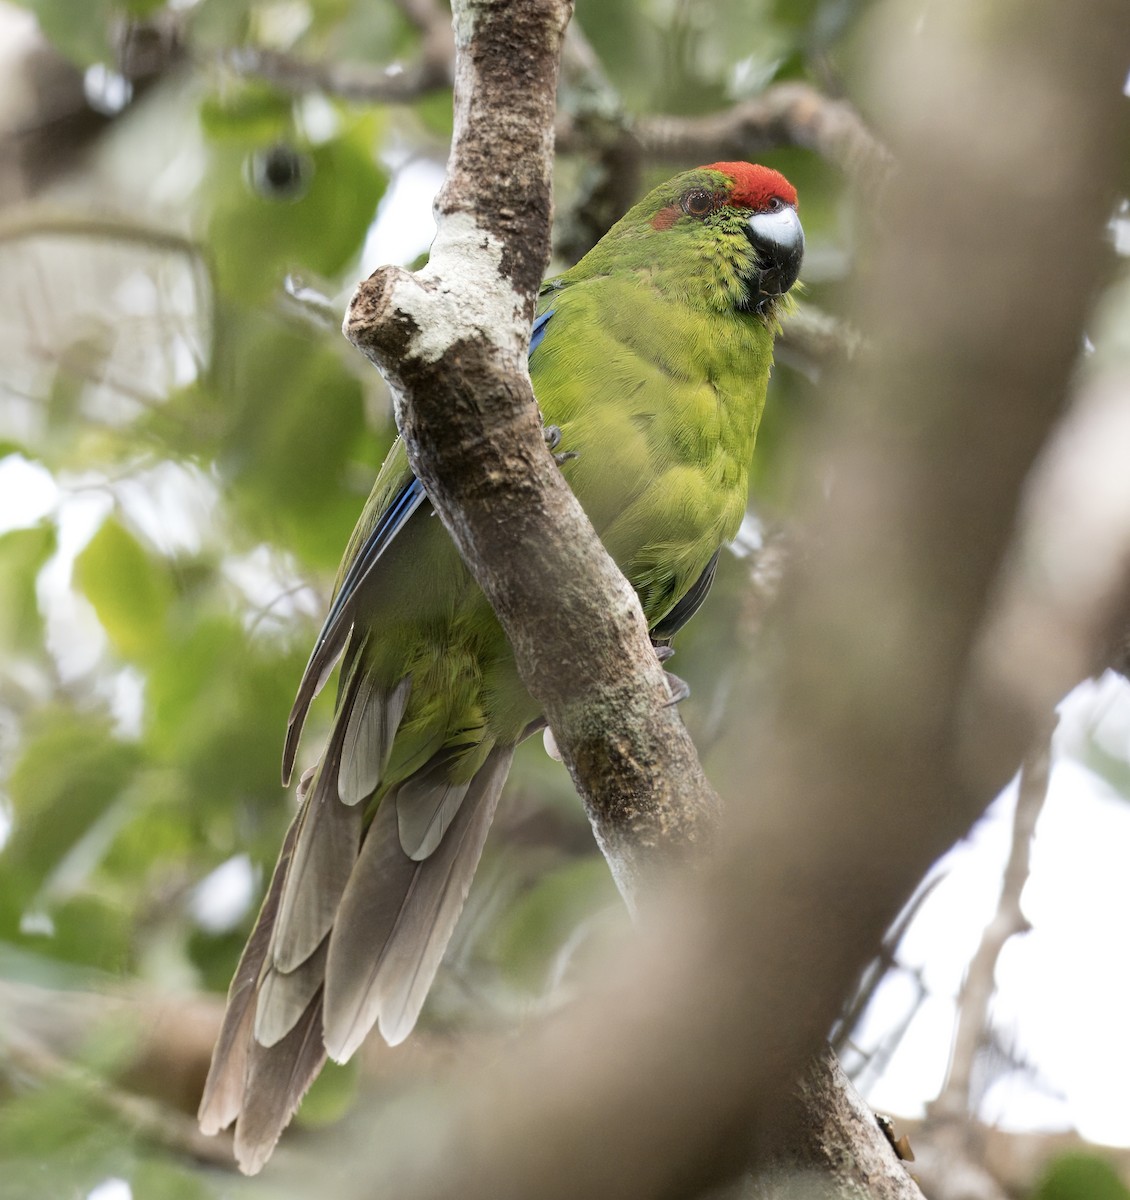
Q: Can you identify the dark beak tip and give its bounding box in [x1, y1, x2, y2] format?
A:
[744, 209, 804, 305]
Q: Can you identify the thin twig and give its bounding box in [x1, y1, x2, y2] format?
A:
[1, 1025, 236, 1168]
[0, 209, 204, 258]
[224, 44, 452, 102]
[930, 727, 1054, 1130]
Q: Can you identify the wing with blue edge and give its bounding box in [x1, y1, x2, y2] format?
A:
[283, 308, 559, 782]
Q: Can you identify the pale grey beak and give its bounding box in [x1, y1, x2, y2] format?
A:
[746, 205, 804, 300]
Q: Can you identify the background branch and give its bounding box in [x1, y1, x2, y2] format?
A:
[911, 732, 1055, 1200]
[557, 82, 893, 187]
[223, 42, 452, 103]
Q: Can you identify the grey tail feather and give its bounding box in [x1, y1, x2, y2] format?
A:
[254, 936, 329, 1048]
[322, 744, 515, 1063]
[270, 670, 366, 975]
[198, 814, 300, 1135]
[396, 751, 472, 861]
[339, 673, 412, 806]
[233, 992, 327, 1176]
[281, 621, 356, 785]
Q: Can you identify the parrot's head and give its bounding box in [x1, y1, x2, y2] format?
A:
[587, 161, 804, 322]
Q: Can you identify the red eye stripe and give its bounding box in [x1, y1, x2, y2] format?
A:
[701, 161, 797, 211]
[651, 204, 681, 230]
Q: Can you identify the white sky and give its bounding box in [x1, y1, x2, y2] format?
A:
[862, 673, 1130, 1146]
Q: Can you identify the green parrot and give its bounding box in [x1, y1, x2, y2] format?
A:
[198, 160, 803, 1172]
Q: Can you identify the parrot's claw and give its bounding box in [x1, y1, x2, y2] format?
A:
[543, 423, 579, 466]
[663, 671, 690, 706]
[652, 644, 688, 705]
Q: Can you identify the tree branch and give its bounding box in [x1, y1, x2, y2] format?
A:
[931, 734, 1051, 1129]
[225, 34, 888, 192]
[910, 732, 1055, 1200]
[777, 303, 865, 380]
[756, 1045, 926, 1200]
[966, 285, 1130, 762]
[557, 82, 893, 187]
[343, 0, 720, 906]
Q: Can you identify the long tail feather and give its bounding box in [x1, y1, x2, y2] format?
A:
[339, 674, 411, 805]
[197, 816, 300, 1134]
[233, 993, 327, 1176]
[396, 751, 472, 860]
[254, 937, 329, 1048]
[323, 745, 514, 1062]
[271, 696, 363, 974]
[282, 624, 350, 785]
[282, 477, 427, 786]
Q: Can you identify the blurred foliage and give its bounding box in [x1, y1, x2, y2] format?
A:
[9, 0, 1121, 1197]
[1033, 1153, 1130, 1200]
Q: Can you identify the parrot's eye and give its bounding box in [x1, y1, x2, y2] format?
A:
[680, 188, 716, 219]
[765, 196, 785, 213]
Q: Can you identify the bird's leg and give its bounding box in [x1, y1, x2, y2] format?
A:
[654, 644, 690, 706]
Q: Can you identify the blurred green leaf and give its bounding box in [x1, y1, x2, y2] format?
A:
[122, 0, 166, 17]
[297, 1058, 360, 1128]
[0, 1083, 123, 1181]
[414, 90, 456, 139]
[144, 614, 305, 843]
[130, 1159, 217, 1200]
[486, 856, 619, 991]
[75, 517, 175, 663]
[47, 893, 132, 972]
[195, 304, 380, 567]
[0, 709, 140, 969]
[199, 82, 294, 142]
[205, 126, 387, 302]
[4, 709, 138, 885]
[1033, 1153, 1130, 1200]
[13, 0, 114, 65]
[0, 522, 55, 651]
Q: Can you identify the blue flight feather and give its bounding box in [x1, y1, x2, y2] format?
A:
[321, 477, 427, 645]
[529, 309, 554, 356]
[333, 306, 555, 629]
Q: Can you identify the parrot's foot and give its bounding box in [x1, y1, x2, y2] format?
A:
[663, 671, 690, 706]
[654, 645, 690, 705]
[542, 424, 579, 466]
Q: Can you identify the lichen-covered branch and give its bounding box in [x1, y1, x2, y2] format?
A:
[343, 0, 726, 905]
[756, 1045, 927, 1200]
